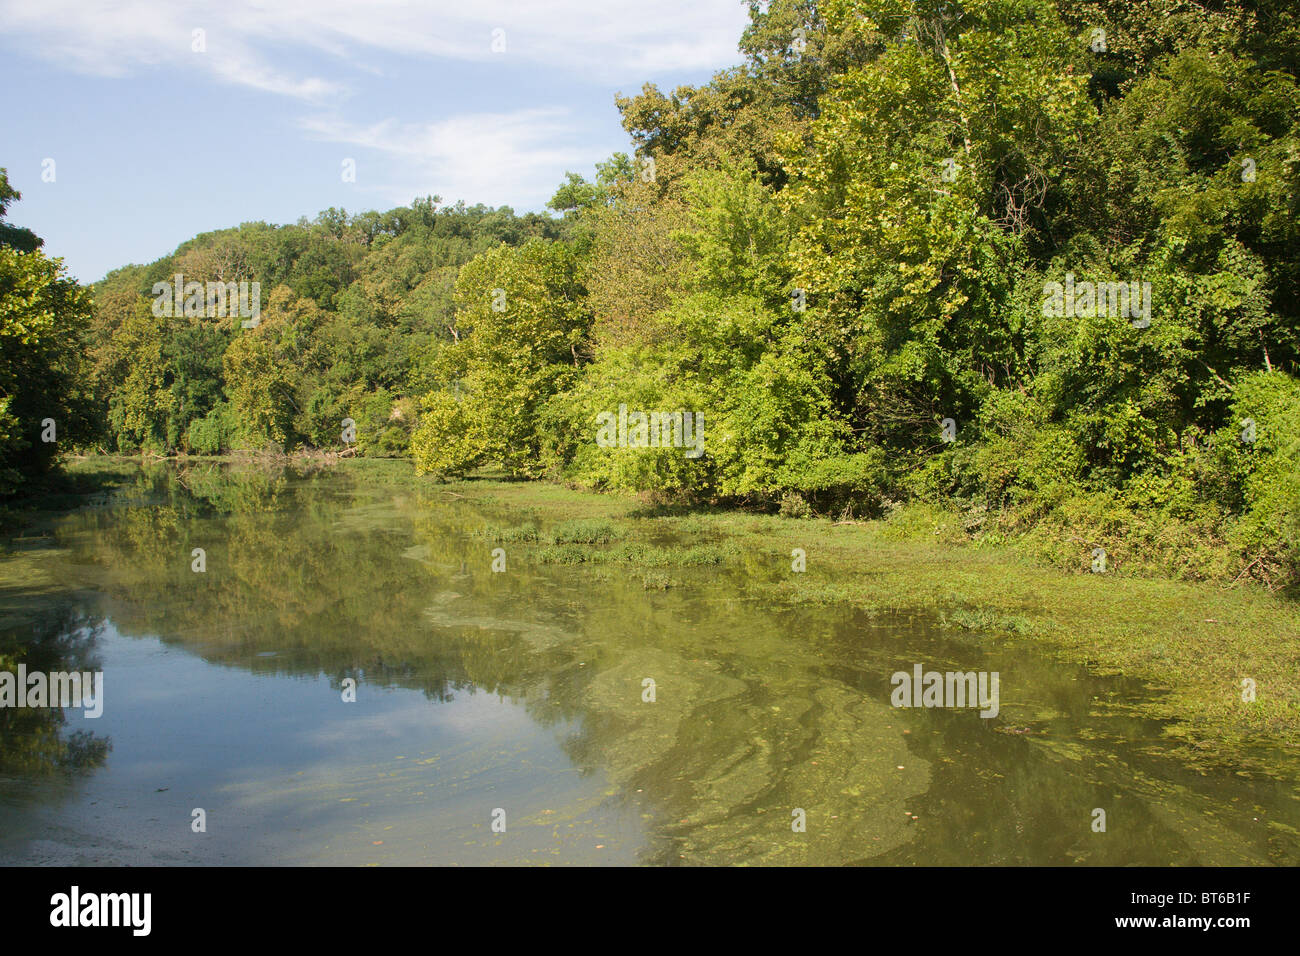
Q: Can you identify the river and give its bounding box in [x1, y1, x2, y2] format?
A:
[1, 463, 1296, 865]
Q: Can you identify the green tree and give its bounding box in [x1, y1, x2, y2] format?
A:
[411, 239, 591, 477]
[0, 174, 95, 493]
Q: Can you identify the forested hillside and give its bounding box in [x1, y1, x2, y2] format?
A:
[3, 0, 1298, 590]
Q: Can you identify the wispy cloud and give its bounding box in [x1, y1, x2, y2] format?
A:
[0, 0, 750, 99]
[299, 107, 609, 207]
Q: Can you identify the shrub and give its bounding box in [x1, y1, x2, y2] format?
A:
[184, 402, 238, 454]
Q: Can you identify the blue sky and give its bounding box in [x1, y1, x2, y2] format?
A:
[0, 0, 754, 283]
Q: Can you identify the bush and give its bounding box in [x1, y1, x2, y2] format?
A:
[184, 402, 238, 454]
[1212, 371, 1300, 590]
[778, 492, 812, 518]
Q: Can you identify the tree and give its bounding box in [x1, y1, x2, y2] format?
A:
[410, 239, 591, 477]
[0, 175, 95, 493]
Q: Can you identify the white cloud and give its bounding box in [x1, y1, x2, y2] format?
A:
[0, 0, 750, 99]
[300, 107, 619, 208]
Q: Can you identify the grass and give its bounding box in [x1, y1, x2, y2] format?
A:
[550, 518, 623, 544]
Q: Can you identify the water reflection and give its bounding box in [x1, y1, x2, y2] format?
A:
[0, 602, 110, 778]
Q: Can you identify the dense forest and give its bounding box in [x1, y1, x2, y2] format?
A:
[3, 0, 1298, 590]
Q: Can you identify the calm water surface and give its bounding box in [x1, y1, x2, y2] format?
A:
[1, 464, 1297, 865]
